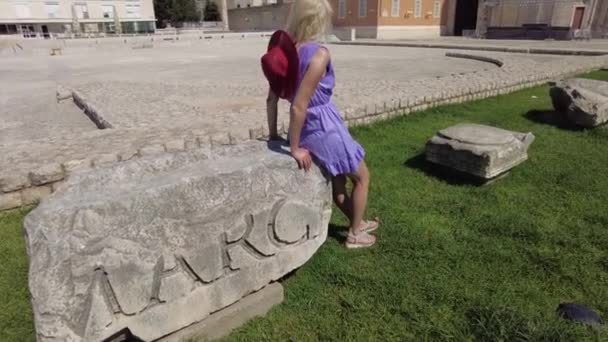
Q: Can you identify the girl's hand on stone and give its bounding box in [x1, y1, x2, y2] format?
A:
[291, 147, 312, 172]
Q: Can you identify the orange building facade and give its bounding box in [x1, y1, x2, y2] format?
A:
[330, 0, 450, 39]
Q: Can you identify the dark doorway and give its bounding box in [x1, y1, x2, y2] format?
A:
[454, 0, 479, 36]
[572, 7, 585, 30]
[41, 25, 50, 39]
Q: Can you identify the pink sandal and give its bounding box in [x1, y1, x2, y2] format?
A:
[345, 230, 376, 249]
[361, 218, 381, 234]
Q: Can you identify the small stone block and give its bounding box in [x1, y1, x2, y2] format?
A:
[0, 191, 22, 211]
[139, 144, 166, 156]
[551, 78, 608, 128]
[118, 149, 140, 161]
[229, 130, 250, 145]
[210, 133, 231, 145]
[29, 163, 64, 186]
[281, 120, 290, 134]
[165, 139, 186, 152]
[184, 137, 199, 150]
[51, 180, 66, 193]
[0, 174, 30, 193]
[63, 159, 92, 173]
[425, 124, 535, 179]
[56, 85, 72, 103]
[350, 106, 366, 119]
[196, 135, 212, 147]
[21, 186, 52, 205]
[92, 154, 119, 168]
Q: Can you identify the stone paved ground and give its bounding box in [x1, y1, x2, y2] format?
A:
[351, 37, 608, 54]
[0, 39, 490, 168]
[1, 37, 607, 208]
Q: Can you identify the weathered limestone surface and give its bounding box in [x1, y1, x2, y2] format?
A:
[550, 78, 608, 128]
[24, 142, 332, 341]
[426, 124, 535, 179]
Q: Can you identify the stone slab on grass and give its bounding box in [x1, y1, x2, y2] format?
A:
[24, 141, 332, 341]
[551, 78, 608, 128]
[425, 124, 535, 180]
[159, 282, 284, 342]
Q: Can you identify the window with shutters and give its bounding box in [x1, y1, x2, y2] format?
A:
[45, 2, 59, 18]
[414, 0, 421, 18]
[391, 0, 399, 17]
[125, 4, 141, 18]
[74, 4, 90, 19]
[15, 3, 31, 18]
[358, 0, 367, 17]
[338, 0, 346, 18]
[433, 0, 440, 18]
[101, 5, 114, 18]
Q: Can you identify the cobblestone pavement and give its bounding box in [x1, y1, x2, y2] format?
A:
[1, 40, 489, 163]
[1, 38, 607, 209]
[349, 37, 608, 55]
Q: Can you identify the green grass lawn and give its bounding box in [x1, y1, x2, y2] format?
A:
[3, 71, 608, 341]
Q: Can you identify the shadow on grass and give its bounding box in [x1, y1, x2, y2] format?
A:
[328, 223, 349, 243]
[404, 154, 488, 186]
[524, 109, 584, 131]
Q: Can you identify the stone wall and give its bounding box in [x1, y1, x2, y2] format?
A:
[487, 1, 580, 28]
[481, 0, 601, 40]
[227, 4, 291, 32]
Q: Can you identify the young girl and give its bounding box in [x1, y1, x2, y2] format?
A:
[264, 0, 379, 248]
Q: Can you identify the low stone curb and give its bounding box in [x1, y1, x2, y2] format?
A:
[446, 52, 504, 67]
[332, 41, 608, 57]
[0, 131, 238, 211]
[1, 32, 275, 57]
[72, 89, 113, 129]
[1, 52, 607, 212]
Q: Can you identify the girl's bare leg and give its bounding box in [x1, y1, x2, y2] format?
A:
[347, 161, 375, 241]
[332, 175, 353, 222]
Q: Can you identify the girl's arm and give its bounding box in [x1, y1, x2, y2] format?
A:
[266, 88, 279, 139]
[289, 48, 330, 171]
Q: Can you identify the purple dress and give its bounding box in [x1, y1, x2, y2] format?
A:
[289, 42, 365, 176]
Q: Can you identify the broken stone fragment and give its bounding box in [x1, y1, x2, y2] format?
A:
[550, 78, 608, 128]
[56, 85, 73, 103]
[425, 124, 534, 179]
[24, 141, 332, 341]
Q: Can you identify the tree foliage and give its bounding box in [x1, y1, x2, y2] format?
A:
[154, 0, 201, 27]
[153, 0, 172, 28]
[204, 0, 221, 22]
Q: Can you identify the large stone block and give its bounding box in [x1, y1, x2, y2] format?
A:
[425, 124, 534, 179]
[550, 78, 608, 128]
[24, 142, 332, 342]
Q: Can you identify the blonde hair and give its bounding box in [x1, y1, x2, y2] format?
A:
[286, 0, 333, 43]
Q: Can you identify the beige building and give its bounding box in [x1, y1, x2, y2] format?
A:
[0, 0, 156, 38]
[474, 0, 607, 39]
[226, 0, 607, 40]
[228, 1, 288, 31]
[330, 0, 447, 39]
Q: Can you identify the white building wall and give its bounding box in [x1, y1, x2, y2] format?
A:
[0, 0, 156, 35]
